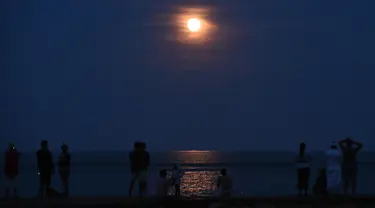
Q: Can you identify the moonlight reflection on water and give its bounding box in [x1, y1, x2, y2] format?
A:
[167, 150, 221, 196]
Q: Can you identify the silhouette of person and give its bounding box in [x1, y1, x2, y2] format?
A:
[325, 142, 342, 194]
[37, 140, 55, 197]
[339, 138, 363, 194]
[156, 169, 172, 197]
[295, 142, 311, 196]
[216, 168, 233, 197]
[312, 168, 327, 196]
[171, 163, 183, 197]
[4, 143, 20, 197]
[58, 143, 71, 196]
[128, 141, 150, 197]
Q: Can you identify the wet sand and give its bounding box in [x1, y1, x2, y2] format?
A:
[1, 195, 375, 208]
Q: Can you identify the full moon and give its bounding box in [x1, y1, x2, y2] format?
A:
[187, 18, 201, 32]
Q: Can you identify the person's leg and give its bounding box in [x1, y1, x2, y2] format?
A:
[60, 174, 69, 196]
[39, 172, 52, 197]
[10, 176, 18, 197]
[45, 173, 52, 197]
[60, 171, 69, 196]
[296, 169, 303, 196]
[175, 184, 180, 197]
[46, 174, 52, 190]
[5, 176, 10, 198]
[128, 172, 138, 196]
[138, 171, 148, 197]
[38, 174, 45, 197]
[139, 181, 146, 197]
[65, 177, 70, 196]
[304, 168, 310, 196]
[342, 167, 349, 194]
[349, 167, 358, 194]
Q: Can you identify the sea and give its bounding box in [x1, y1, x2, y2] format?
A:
[1, 151, 375, 197]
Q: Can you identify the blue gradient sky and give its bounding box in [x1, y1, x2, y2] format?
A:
[2, 0, 375, 151]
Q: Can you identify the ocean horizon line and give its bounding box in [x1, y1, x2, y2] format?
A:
[2, 150, 374, 166]
[11, 150, 375, 154]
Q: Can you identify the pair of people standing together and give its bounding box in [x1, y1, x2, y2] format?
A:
[3, 141, 71, 198]
[37, 140, 71, 197]
[296, 138, 363, 196]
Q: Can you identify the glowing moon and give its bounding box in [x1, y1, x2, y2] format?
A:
[187, 18, 201, 32]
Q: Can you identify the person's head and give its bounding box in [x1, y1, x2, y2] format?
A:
[41, 140, 48, 149]
[173, 163, 180, 170]
[160, 169, 167, 178]
[330, 142, 338, 149]
[8, 142, 16, 150]
[133, 141, 142, 150]
[346, 138, 353, 148]
[220, 168, 227, 176]
[140, 142, 146, 150]
[61, 143, 69, 152]
[299, 142, 306, 155]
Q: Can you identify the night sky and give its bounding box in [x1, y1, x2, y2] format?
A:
[2, 0, 375, 151]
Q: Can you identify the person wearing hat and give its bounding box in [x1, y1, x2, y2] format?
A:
[4, 142, 20, 197]
[58, 143, 71, 196]
[37, 140, 54, 197]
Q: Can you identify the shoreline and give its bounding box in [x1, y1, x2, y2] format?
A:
[1, 195, 375, 207]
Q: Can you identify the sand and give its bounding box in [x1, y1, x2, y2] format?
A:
[1, 195, 374, 208]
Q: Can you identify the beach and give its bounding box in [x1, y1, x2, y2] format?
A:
[1, 196, 375, 208]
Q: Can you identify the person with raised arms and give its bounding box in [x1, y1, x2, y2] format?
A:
[339, 138, 363, 194]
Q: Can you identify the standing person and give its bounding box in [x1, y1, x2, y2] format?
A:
[171, 163, 183, 197]
[128, 141, 150, 197]
[58, 143, 71, 196]
[216, 168, 233, 197]
[339, 138, 363, 194]
[295, 142, 311, 196]
[325, 142, 342, 194]
[37, 140, 55, 197]
[4, 143, 20, 198]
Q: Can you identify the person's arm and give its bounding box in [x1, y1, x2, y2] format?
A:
[50, 152, 55, 173]
[36, 151, 42, 172]
[146, 152, 150, 167]
[339, 139, 347, 151]
[4, 152, 7, 172]
[129, 152, 133, 163]
[352, 140, 363, 153]
[217, 177, 221, 189]
[167, 177, 174, 186]
[308, 154, 312, 161]
[67, 153, 71, 167]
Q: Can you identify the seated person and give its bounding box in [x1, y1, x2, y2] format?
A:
[171, 163, 183, 197]
[156, 169, 173, 197]
[46, 187, 65, 198]
[312, 168, 327, 196]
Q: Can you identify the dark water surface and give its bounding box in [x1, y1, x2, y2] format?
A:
[1, 151, 375, 197]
